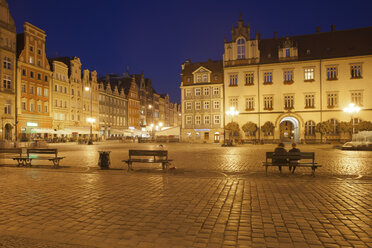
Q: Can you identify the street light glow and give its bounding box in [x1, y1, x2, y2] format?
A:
[343, 103, 360, 114]
[159, 122, 163, 127]
[226, 106, 239, 117]
[86, 117, 96, 123]
[84, 86, 90, 92]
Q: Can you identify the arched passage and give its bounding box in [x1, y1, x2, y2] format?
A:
[279, 116, 299, 143]
[4, 123, 12, 140]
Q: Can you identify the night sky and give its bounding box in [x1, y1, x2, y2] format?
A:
[8, 0, 372, 103]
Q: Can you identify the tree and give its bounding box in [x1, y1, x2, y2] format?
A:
[358, 121, 372, 131]
[339, 121, 352, 142]
[225, 121, 240, 140]
[261, 121, 275, 137]
[242, 122, 258, 137]
[315, 121, 333, 143]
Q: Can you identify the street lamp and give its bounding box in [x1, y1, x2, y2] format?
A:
[85, 86, 94, 144]
[225, 106, 239, 143]
[343, 103, 361, 133]
[159, 122, 163, 129]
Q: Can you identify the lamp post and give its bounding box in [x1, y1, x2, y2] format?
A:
[225, 106, 239, 143]
[85, 86, 94, 144]
[343, 103, 360, 134]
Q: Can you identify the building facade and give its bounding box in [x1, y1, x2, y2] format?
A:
[180, 60, 225, 143]
[223, 18, 372, 142]
[16, 22, 52, 140]
[98, 81, 127, 139]
[50, 60, 69, 131]
[0, 0, 16, 140]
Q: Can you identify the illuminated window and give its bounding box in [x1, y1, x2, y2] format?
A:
[304, 68, 314, 81]
[237, 38, 245, 59]
[351, 92, 363, 106]
[229, 98, 238, 109]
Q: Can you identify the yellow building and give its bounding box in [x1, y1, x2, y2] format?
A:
[49, 59, 69, 131]
[0, 0, 16, 140]
[223, 18, 372, 142]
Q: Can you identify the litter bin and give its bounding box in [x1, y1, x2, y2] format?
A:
[98, 151, 111, 169]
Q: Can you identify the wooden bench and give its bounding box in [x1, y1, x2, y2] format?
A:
[22, 148, 65, 168]
[263, 152, 321, 176]
[0, 148, 25, 166]
[123, 150, 173, 171]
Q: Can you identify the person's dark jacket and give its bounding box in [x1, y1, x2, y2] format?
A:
[273, 147, 287, 165]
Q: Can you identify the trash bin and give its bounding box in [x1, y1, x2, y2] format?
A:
[98, 151, 111, 169]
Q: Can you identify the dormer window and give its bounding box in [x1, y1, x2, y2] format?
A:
[237, 38, 245, 59]
[285, 49, 290, 58]
[203, 75, 207, 82]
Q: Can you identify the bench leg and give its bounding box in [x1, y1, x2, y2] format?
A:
[127, 162, 133, 171]
[162, 162, 170, 171]
[265, 165, 268, 176]
[312, 166, 316, 177]
[52, 159, 60, 169]
[24, 159, 32, 167]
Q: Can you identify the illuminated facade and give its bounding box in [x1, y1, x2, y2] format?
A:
[180, 60, 224, 143]
[223, 18, 372, 142]
[0, 0, 16, 140]
[16, 22, 53, 140]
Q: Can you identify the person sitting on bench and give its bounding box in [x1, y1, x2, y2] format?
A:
[288, 143, 300, 173]
[273, 143, 287, 172]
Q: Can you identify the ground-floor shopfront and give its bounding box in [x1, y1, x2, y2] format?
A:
[181, 128, 224, 143]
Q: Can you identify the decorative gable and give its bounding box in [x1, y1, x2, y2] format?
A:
[192, 66, 211, 83]
[278, 37, 298, 60]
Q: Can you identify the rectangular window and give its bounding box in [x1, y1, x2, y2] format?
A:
[37, 87, 42, 96]
[22, 84, 27, 93]
[3, 75, 11, 89]
[327, 66, 337, 80]
[195, 101, 201, 110]
[284, 95, 294, 109]
[185, 89, 191, 97]
[204, 88, 209, 95]
[3, 57, 11, 69]
[59, 86, 63, 92]
[22, 69, 26, 76]
[229, 74, 238, 86]
[186, 116, 192, 125]
[284, 70, 293, 82]
[4, 104, 11, 114]
[37, 73, 41, 80]
[204, 101, 210, 109]
[195, 88, 201, 96]
[72, 114, 74, 121]
[197, 75, 202, 83]
[351, 92, 363, 106]
[195, 116, 201, 125]
[264, 96, 273, 110]
[351, 65, 362, 78]
[72, 89, 75, 95]
[54, 100, 58, 107]
[304, 68, 314, 81]
[213, 87, 219, 95]
[327, 93, 338, 108]
[44, 88, 48, 97]
[202, 74, 208, 82]
[22, 102, 26, 110]
[229, 98, 238, 109]
[30, 86, 34, 94]
[204, 115, 210, 124]
[286, 48, 290, 57]
[305, 94, 315, 108]
[45, 75, 48, 82]
[213, 101, 220, 109]
[54, 84, 58, 92]
[37, 104, 41, 112]
[245, 72, 254, 85]
[185, 102, 192, 110]
[245, 97, 254, 110]
[214, 115, 220, 124]
[29, 57, 34, 64]
[30, 71, 34, 78]
[30, 103, 34, 112]
[264, 72, 273, 84]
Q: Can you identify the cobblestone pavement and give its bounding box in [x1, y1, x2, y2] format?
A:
[0, 167, 371, 248]
[43, 142, 372, 177]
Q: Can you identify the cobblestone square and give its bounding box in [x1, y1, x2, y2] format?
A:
[0, 142, 371, 247]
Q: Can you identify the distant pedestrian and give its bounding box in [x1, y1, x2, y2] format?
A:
[273, 143, 287, 172]
[288, 143, 300, 173]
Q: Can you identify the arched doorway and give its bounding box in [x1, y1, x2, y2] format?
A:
[4, 123, 12, 140]
[279, 117, 299, 143]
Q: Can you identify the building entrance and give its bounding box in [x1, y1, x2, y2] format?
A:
[214, 132, 220, 143]
[279, 117, 299, 143]
[4, 124, 12, 140]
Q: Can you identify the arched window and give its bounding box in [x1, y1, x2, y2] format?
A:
[328, 119, 339, 134]
[237, 38, 245, 59]
[352, 118, 362, 133]
[305, 121, 315, 136]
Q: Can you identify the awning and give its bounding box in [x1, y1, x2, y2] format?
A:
[154, 126, 180, 137]
[31, 128, 56, 134]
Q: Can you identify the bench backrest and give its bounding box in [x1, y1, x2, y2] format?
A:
[0, 148, 23, 155]
[129, 149, 168, 158]
[266, 152, 314, 161]
[27, 148, 58, 157]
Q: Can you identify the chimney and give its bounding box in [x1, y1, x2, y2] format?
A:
[274, 31, 278, 39]
[316, 26, 321, 33]
[331, 24, 335, 32]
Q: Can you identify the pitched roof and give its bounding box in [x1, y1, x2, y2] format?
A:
[258, 27, 372, 64]
[181, 59, 223, 75]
